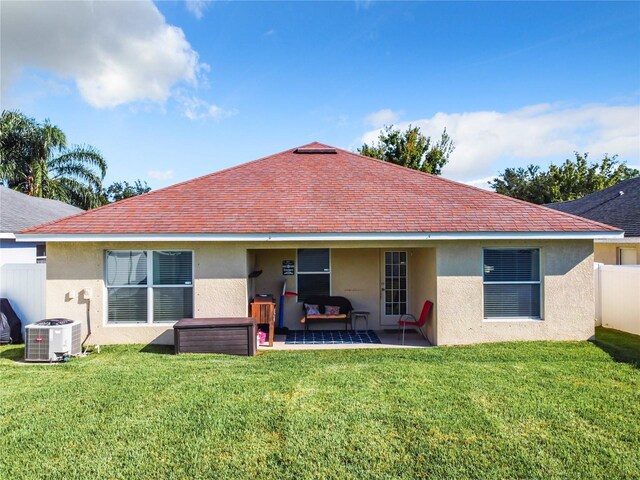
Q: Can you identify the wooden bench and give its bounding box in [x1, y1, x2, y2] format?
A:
[173, 318, 257, 356]
[301, 296, 353, 331]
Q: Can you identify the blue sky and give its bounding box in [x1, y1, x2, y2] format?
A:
[2, 1, 639, 189]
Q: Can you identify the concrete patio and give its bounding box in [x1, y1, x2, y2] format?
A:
[259, 329, 432, 350]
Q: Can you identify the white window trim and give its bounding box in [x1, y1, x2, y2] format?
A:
[105, 249, 194, 325]
[296, 248, 331, 303]
[482, 247, 543, 321]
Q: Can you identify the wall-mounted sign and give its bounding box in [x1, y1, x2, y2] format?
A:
[282, 260, 295, 275]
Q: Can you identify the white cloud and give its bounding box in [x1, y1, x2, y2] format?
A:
[365, 108, 401, 128]
[148, 170, 175, 181]
[176, 92, 237, 121]
[1, 0, 205, 108]
[264, 29, 276, 37]
[464, 176, 495, 190]
[185, 0, 212, 19]
[361, 103, 640, 181]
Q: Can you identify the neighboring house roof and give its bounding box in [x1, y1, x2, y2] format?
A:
[1, 186, 83, 235]
[545, 177, 640, 237]
[20, 142, 620, 238]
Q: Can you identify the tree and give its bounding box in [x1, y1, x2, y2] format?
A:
[104, 180, 151, 203]
[0, 110, 107, 210]
[358, 125, 454, 175]
[490, 152, 639, 204]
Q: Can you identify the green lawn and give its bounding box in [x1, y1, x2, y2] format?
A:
[1, 328, 639, 479]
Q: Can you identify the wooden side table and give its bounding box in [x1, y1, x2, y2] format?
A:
[250, 296, 275, 347]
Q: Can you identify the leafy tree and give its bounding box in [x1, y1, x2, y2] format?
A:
[490, 152, 639, 204]
[104, 180, 151, 203]
[358, 125, 454, 175]
[0, 110, 107, 209]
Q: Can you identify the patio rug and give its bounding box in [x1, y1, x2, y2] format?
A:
[285, 330, 382, 345]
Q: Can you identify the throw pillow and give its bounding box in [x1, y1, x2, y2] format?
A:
[305, 304, 320, 315]
[325, 305, 340, 315]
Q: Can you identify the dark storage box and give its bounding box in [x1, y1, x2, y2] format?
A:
[173, 318, 257, 356]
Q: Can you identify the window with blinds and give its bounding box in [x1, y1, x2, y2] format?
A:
[297, 249, 330, 302]
[483, 248, 541, 319]
[106, 250, 193, 323]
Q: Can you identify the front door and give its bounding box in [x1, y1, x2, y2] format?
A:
[380, 251, 408, 326]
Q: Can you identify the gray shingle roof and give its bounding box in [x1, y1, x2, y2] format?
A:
[0, 186, 84, 234]
[545, 177, 640, 237]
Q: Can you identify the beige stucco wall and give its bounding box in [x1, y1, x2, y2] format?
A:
[410, 248, 437, 344]
[594, 242, 640, 265]
[250, 247, 435, 330]
[46, 242, 249, 345]
[436, 240, 594, 345]
[46, 239, 593, 346]
[250, 248, 298, 326]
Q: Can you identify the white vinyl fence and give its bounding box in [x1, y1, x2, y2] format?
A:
[594, 263, 640, 335]
[0, 263, 46, 335]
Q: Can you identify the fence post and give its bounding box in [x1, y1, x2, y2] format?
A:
[594, 262, 602, 326]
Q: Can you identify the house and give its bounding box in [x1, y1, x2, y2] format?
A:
[0, 186, 83, 267]
[18, 143, 622, 346]
[546, 177, 639, 265]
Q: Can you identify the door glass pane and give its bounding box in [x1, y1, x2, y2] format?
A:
[384, 251, 407, 316]
[153, 251, 193, 285]
[153, 287, 193, 322]
[106, 251, 147, 286]
[108, 288, 147, 323]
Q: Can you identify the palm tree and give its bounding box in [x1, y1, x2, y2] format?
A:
[0, 110, 107, 209]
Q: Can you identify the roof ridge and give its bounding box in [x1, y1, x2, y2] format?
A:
[330, 145, 621, 232]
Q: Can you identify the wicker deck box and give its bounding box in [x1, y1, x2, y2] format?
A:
[173, 318, 257, 356]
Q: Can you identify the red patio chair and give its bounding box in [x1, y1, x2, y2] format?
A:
[398, 300, 433, 345]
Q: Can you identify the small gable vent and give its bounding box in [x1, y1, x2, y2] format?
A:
[294, 147, 337, 154]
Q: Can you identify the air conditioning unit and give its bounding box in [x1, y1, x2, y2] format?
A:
[25, 319, 82, 362]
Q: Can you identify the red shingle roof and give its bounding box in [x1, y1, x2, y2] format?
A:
[22, 142, 620, 235]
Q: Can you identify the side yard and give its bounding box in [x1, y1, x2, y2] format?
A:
[0, 328, 638, 479]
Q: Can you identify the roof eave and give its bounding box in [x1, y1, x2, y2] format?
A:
[15, 231, 624, 243]
[596, 236, 639, 244]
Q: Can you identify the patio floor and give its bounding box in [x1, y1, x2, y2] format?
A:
[259, 329, 432, 350]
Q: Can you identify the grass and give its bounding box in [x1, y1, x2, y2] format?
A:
[1, 328, 638, 479]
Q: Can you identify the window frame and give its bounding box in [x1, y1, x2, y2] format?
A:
[104, 249, 194, 325]
[617, 247, 637, 265]
[296, 248, 331, 303]
[35, 244, 47, 264]
[482, 247, 543, 321]
[383, 250, 409, 317]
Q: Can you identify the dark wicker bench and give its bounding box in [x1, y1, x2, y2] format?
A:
[301, 296, 353, 331]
